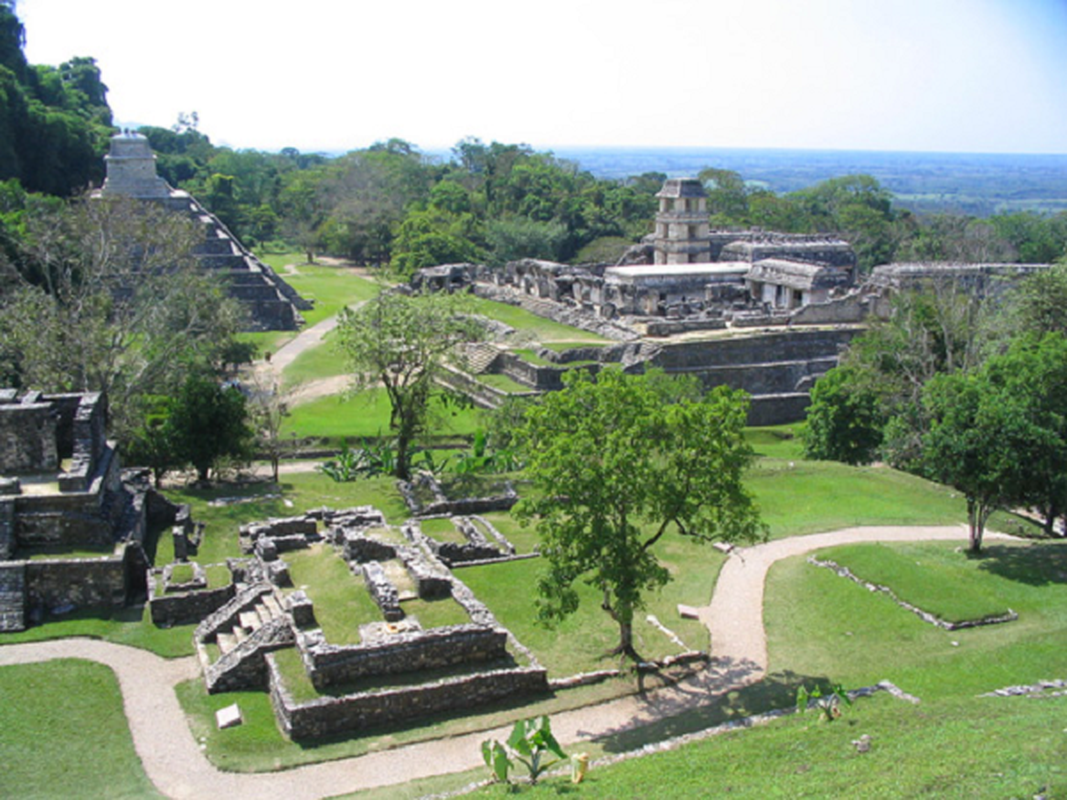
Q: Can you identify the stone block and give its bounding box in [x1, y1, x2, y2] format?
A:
[677, 604, 700, 620]
[287, 590, 316, 628]
[216, 703, 243, 729]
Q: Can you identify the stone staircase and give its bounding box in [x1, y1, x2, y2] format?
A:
[214, 592, 286, 656]
[0, 563, 25, 632]
[196, 585, 295, 693]
[457, 342, 501, 375]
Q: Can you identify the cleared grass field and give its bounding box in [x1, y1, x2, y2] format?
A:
[466, 297, 609, 344]
[282, 328, 348, 387]
[766, 540, 1067, 697]
[821, 541, 1012, 622]
[283, 388, 484, 441]
[257, 254, 382, 326]
[286, 544, 380, 644]
[0, 659, 162, 798]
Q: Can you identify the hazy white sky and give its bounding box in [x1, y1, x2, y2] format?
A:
[16, 0, 1067, 155]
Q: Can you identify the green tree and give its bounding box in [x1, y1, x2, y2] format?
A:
[922, 368, 1027, 552]
[1000, 259, 1067, 338]
[976, 334, 1067, 536]
[515, 369, 766, 658]
[698, 167, 749, 224]
[803, 365, 883, 465]
[0, 194, 245, 437]
[336, 290, 483, 479]
[167, 374, 252, 483]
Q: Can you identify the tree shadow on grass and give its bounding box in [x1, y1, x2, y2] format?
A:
[582, 660, 831, 754]
[972, 542, 1067, 587]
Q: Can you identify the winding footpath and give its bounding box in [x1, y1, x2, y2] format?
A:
[0, 525, 1014, 799]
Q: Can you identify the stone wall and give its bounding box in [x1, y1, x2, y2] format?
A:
[747, 393, 812, 427]
[269, 655, 548, 740]
[0, 499, 14, 560]
[301, 624, 509, 689]
[497, 353, 601, 391]
[0, 402, 57, 474]
[149, 581, 235, 627]
[13, 487, 113, 549]
[23, 552, 127, 612]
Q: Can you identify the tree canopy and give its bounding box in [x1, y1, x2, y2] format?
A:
[515, 369, 766, 659]
[335, 289, 483, 479]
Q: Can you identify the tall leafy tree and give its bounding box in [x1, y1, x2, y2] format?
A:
[336, 290, 483, 479]
[166, 374, 252, 483]
[516, 369, 766, 659]
[0, 194, 245, 437]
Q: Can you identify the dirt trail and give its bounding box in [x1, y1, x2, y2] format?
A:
[0, 525, 1014, 798]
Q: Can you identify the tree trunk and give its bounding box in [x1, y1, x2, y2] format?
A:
[395, 428, 412, 481]
[967, 497, 981, 552]
[608, 599, 639, 660]
[1043, 501, 1059, 537]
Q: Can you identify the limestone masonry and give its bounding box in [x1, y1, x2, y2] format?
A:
[0, 389, 173, 631]
[418, 177, 1054, 425]
[97, 132, 310, 331]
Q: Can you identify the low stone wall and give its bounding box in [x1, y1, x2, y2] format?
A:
[342, 533, 396, 563]
[397, 474, 519, 517]
[644, 318, 728, 337]
[302, 624, 509, 689]
[149, 581, 235, 627]
[269, 655, 549, 740]
[361, 561, 402, 622]
[808, 555, 1019, 631]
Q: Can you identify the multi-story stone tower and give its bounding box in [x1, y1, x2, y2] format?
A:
[653, 178, 711, 265]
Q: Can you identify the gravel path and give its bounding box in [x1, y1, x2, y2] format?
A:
[0, 525, 1013, 798]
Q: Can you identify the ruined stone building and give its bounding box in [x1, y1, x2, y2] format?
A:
[0, 389, 162, 631]
[96, 133, 310, 331]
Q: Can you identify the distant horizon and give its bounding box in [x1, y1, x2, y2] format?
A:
[23, 0, 1067, 157]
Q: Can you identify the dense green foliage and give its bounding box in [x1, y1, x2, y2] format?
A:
[805, 263, 1067, 547]
[0, 3, 111, 196]
[0, 195, 246, 439]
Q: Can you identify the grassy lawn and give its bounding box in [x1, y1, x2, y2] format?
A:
[460, 533, 720, 677]
[282, 329, 348, 387]
[765, 539, 1067, 698]
[466, 297, 608, 344]
[418, 516, 468, 545]
[822, 542, 1012, 622]
[480, 692, 1066, 798]
[752, 459, 965, 539]
[0, 659, 163, 798]
[257, 254, 383, 326]
[477, 511, 540, 554]
[400, 596, 471, 629]
[284, 388, 483, 441]
[477, 373, 535, 393]
[285, 544, 381, 644]
[0, 604, 196, 658]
